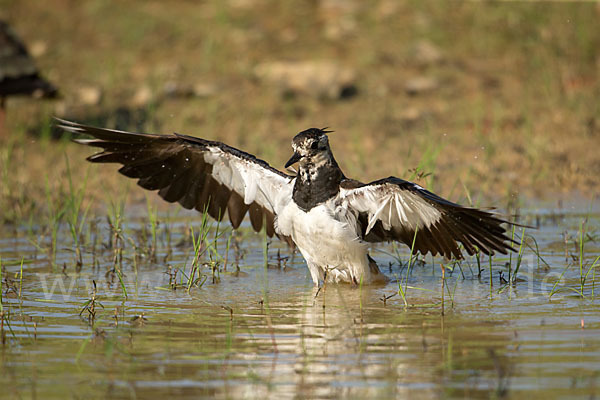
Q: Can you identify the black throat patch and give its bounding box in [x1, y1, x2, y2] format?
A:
[292, 160, 344, 212]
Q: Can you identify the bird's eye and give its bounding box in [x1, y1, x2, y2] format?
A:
[310, 141, 319, 150]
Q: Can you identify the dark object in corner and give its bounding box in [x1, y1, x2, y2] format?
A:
[0, 19, 59, 137]
[0, 20, 58, 100]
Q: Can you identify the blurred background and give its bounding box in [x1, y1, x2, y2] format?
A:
[3, 3, 600, 398]
[1, 0, 599, 212]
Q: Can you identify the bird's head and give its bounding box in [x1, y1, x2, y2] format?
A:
[285, 128, 333, 168]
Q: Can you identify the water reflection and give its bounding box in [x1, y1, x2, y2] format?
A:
[0, 207, 599, 398]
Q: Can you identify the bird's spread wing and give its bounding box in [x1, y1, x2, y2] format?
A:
[340, 177, 516, 258]
[57, 119, 294, 238]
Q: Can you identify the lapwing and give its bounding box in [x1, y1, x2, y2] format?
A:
[57, 120, 518, 285]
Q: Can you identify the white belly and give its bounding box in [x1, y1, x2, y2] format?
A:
[276, 197, 373, 284]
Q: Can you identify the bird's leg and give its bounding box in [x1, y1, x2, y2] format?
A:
[314, 269, 328, 299]
[307, 261, 324, 286]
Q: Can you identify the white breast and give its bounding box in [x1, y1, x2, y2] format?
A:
[275, 195, 371, 284]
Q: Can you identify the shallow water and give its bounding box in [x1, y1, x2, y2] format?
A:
[0, 204, 599, 399]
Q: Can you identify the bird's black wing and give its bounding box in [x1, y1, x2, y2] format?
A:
[57, 119, 294, 238]
[340, 177, 517, 258]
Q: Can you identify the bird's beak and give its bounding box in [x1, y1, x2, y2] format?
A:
[284, 152, 302, 168]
